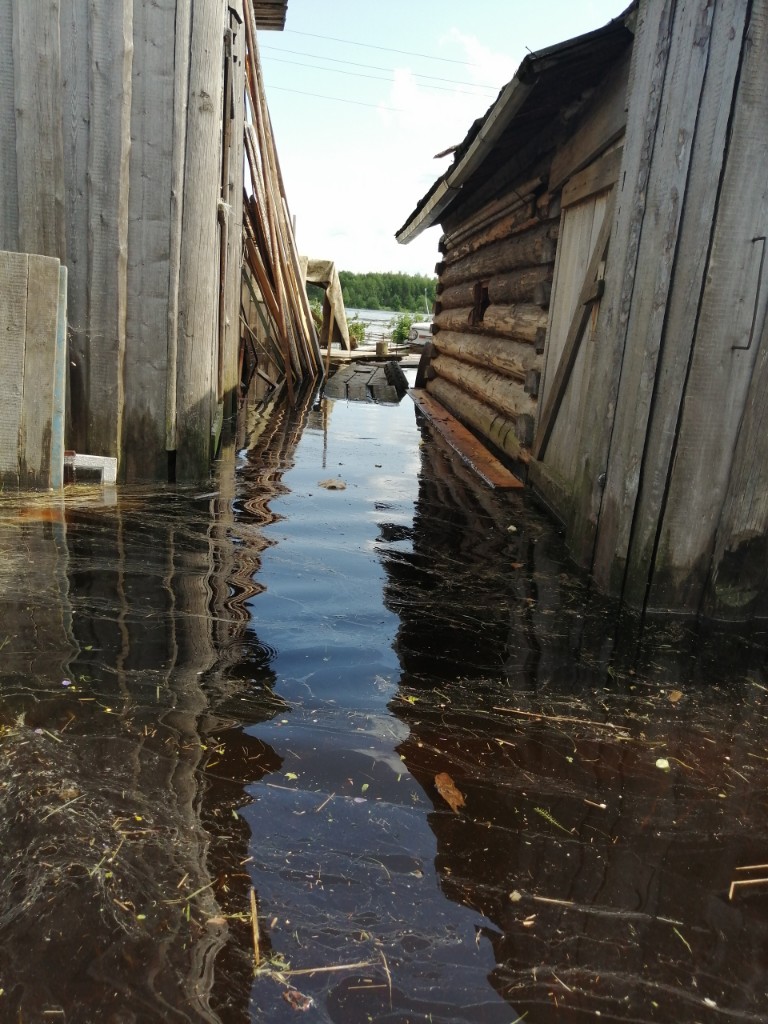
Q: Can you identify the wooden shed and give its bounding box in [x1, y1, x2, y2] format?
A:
[0, 0, 317, 483]
[397, 0, 768, 621]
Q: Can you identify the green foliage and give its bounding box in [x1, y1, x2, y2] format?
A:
[347, 316, 366, 349]
[338, 270, 437, 313]
[389, 312, 418, 345]
[308, 298, 323, 333]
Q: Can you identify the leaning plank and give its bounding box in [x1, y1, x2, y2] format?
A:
[409, 389, 523, 490]
[0, 250, 27, 488]
[533, 195, 614, 460]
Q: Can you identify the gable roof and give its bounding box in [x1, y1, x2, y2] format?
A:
[396, 6, 634, 245]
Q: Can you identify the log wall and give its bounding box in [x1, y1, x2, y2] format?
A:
[427, 186, 558, 464]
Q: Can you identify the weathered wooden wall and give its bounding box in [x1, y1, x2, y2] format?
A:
[0, 0, 309, 484]
[532, 0, 767, 619]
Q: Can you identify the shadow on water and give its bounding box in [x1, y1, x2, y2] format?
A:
[0, 381, 767, 1022]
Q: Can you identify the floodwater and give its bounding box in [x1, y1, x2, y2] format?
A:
[1, 380, 768, 1024]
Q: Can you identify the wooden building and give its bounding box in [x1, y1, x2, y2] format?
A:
[0, 0, 318, 483]
[397, 0, 768, 621]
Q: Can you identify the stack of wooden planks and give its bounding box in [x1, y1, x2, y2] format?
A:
[241, 0, 322, 405]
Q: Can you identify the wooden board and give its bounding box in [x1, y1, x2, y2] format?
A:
[0, 0, 18, 251]
[19, 255, 60, 488]
[123, 0, 176, 480]
[409, 388, 524, 490]
[0, 251, 27, 488]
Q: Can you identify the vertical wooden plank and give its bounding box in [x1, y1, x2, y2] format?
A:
[705, 312, 768, 618]
[12, 0, 65, 258]
[86, 0, 132, 460]
[558, 0, 676, 569]
[50, 265, 68, 489]
[122, 0, 176, 481]
[647, 0, 768, 611]
[60, 0, 91, 452]
[618, 0, 751, 609]
[0, 0, 19, 251]
[222, 0, 247, 416]
[0, 250, 27, 489]
[176, 0, 225, 480]
[19, 255, 60, 489]
[166, 0, 192, 454]
[592, 0, 718, 595]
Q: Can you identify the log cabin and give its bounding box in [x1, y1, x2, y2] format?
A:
[397, 0, 768, 621]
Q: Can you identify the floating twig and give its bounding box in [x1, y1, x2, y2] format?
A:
[493, 707, 625, 731]
[250, 888, 260, 968]
[729, 877, 768, 900]
[281, 960, 377, 978]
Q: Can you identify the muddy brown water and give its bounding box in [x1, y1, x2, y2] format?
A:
[1, 382, 767, 1023]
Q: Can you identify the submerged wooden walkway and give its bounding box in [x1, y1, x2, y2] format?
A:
[324, 362, 409, 404]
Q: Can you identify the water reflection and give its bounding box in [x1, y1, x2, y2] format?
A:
[383, 413, 768, 1022]
[0, 391, 311, 1021]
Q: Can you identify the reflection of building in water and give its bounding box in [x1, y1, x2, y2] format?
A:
[380, 414, 768, 1022]
[0, 388, 313, 1021]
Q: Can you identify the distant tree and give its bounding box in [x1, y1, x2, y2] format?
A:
[338, 271, 437, 312]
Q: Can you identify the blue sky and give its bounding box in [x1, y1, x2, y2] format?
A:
[258, 0, 626, 275]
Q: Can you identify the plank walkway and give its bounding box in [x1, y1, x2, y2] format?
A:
[409, 388, 523, 490]
[324, 361, 409, 403]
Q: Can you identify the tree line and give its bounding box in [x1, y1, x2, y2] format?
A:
[336, 271, 437, 312]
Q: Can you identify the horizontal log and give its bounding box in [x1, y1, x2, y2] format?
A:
[440, 222, 557, 287]
[432, 329, 540, 382]
[436, 281, 477, 310]
[426, 376, 528, 463]
[487, 265, 553, 307]
[443, 209, 538, 265]
[432, 353, 537, 422]
[434, 303, 548, 344]
[441, 174, 544, 250]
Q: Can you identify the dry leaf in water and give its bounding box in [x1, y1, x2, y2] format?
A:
[318, 478, 346, 490]
[668, 689, 684, 703]
[283, 989, 314, 1012]
[435, 771, 465, 813]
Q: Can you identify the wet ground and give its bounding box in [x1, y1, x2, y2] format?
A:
[1, 380, 768, 1023]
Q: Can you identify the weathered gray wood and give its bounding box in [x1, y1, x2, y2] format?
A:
[433, 330, 539, 382]
[123, 0, 176, 480]
[620, 0, 753, 611]
[434, 302, 548, 343]
[562, 145, 623, 209]
[222, 1, 247, 412]
[60, 0, 91, 449]
[0, 251, 27, 488]
[534, 193, 613, 460]
[645, 0, 767, 612]
[705, 313, 768, 619]
[166, 0, 192, 452]
[549, 51, 631, 191]
[12, 0, 65, 259]
[440, 223, 557, 288]
[176, 0, 225, 479]
[426, 376, 526, 464]
[50, 265, 68, 489]
[0, 0, 19, 251]
[563, 0, 676, 571]
[432, 354, 536, 422]
[85, 0, 132, 461]
[592, 0, 725, 595]
[19, 255, 60, 488]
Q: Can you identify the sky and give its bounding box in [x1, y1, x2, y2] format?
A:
[258, 0, 627, 276]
